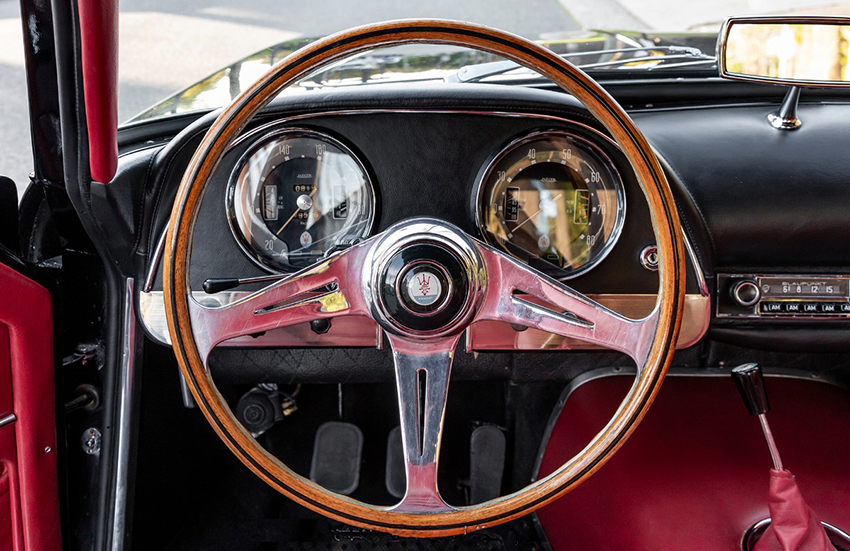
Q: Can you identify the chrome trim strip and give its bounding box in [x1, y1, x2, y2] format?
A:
[742, 517, 850, 550]
[683, 232, 708, 298]
[718, 15, 850, 88]
[143, 229, 168, 293]
[141, 289, 707, 350]
[111, 278, 137, 551]
[138, 290, 380, 347]
[0, 413, 17, 429]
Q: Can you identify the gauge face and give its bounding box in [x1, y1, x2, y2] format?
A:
[228, 129, 376, 272]
[477, 130, 626, 278]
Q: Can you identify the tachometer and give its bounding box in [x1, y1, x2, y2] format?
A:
[227, 128, 376, 272]
[476, 130, 625, 278]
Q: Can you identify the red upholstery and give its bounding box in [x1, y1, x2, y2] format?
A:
[0, 263, 61, 550]
[78, 0, 119, 183]
[754, 469, 831, 551]
[537, 375, 850, 551]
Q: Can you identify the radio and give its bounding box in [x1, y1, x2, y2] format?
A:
[717, 274, 850, 319]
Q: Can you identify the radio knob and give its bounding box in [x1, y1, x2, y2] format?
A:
[732, 280, 760, 307]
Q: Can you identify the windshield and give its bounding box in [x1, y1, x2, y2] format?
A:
[118, 0, 850, 123]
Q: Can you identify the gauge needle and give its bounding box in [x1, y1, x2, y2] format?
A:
[512, 192, 562, 231]
[276, 187, 317, 236]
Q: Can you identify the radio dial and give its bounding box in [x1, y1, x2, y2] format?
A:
[732, 280, 761, 307]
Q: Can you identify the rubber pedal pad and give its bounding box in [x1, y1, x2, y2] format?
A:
[309, 421, 363, 495]
[469, 425, 506, 504]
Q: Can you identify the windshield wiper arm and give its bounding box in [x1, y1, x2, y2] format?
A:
[578, 53, 714, 70]
[452, 45, 714, 83]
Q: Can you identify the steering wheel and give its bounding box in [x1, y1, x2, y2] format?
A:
[163, 19, 685, 537]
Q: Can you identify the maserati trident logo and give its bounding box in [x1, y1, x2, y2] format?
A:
[417, 273, 432, 296]
[406, 268, 442, 307]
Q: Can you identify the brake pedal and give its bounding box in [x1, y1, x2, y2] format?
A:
[310, 422, 363, 495]
[470, 425, 506, 503]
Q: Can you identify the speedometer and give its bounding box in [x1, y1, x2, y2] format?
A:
[227, 128, 376, 272]
[475, 130, 625, 279]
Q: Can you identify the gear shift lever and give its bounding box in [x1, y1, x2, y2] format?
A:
[731, 363, 783, 470]
[732, 363, 833, 551]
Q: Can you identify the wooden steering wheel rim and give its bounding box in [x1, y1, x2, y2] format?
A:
[163, 19, 685, 537]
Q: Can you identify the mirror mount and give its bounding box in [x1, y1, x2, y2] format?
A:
[767, 86, 802, 131]
[718, 15, 850, 131]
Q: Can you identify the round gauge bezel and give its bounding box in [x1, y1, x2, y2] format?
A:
[226, 126, 377, 273]
[473, 127, 627, 280]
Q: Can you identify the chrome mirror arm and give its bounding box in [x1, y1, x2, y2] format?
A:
[768, 86, 802, 131]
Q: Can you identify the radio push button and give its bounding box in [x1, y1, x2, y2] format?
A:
[783, 302, 801, 313]
[759, 302, 782, 314]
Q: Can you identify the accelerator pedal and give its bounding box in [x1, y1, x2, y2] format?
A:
[309, 422, 363, 495]
[385, 426, 405, 499]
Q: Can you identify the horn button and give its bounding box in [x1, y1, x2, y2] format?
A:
[379, 243, 470, 333]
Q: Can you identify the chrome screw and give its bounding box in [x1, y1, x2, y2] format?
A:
[82, 427, 102, 455]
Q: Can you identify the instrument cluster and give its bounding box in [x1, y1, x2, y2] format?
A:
[227, 126, 626, 279]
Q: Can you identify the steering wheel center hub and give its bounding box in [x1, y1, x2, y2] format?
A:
[364, 219, 484, 337]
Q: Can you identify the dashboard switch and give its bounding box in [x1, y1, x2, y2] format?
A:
[639, 246, 659, 271]
[732, 280, 760, 307]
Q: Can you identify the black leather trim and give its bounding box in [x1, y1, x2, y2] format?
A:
[711, 325, 850, 353]
[633, 103, 850, 271]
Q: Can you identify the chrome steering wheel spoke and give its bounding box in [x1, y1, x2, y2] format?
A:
[474, 241, 659, 365]
[187, 243, 370, 365]
[388, 334, 459, 513]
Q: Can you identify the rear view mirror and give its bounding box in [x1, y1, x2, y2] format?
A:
[718, 16, 850, 87]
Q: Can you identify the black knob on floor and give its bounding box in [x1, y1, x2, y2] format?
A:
[731, 363, 770, 416]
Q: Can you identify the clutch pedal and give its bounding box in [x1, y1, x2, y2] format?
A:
[310, 422, 363, 495]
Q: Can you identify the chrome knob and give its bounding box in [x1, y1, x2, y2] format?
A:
[732, 280, 760, 307]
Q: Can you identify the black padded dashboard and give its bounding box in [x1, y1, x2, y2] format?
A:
[117, 82, 850, 355]
[136, 84, 704, 297]
[633, 103, 850, 272]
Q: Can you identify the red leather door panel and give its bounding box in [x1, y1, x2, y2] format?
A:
[0, 263, 61, 551]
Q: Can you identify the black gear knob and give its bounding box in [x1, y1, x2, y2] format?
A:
[731, 363, 770, 416]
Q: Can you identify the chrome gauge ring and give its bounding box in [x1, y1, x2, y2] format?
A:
[475, 129, 626, 279]
[227, 127, 376, 272]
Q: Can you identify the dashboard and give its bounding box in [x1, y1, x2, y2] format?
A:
[123, 82, 850, 379]
[135, 85, 709, 360]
